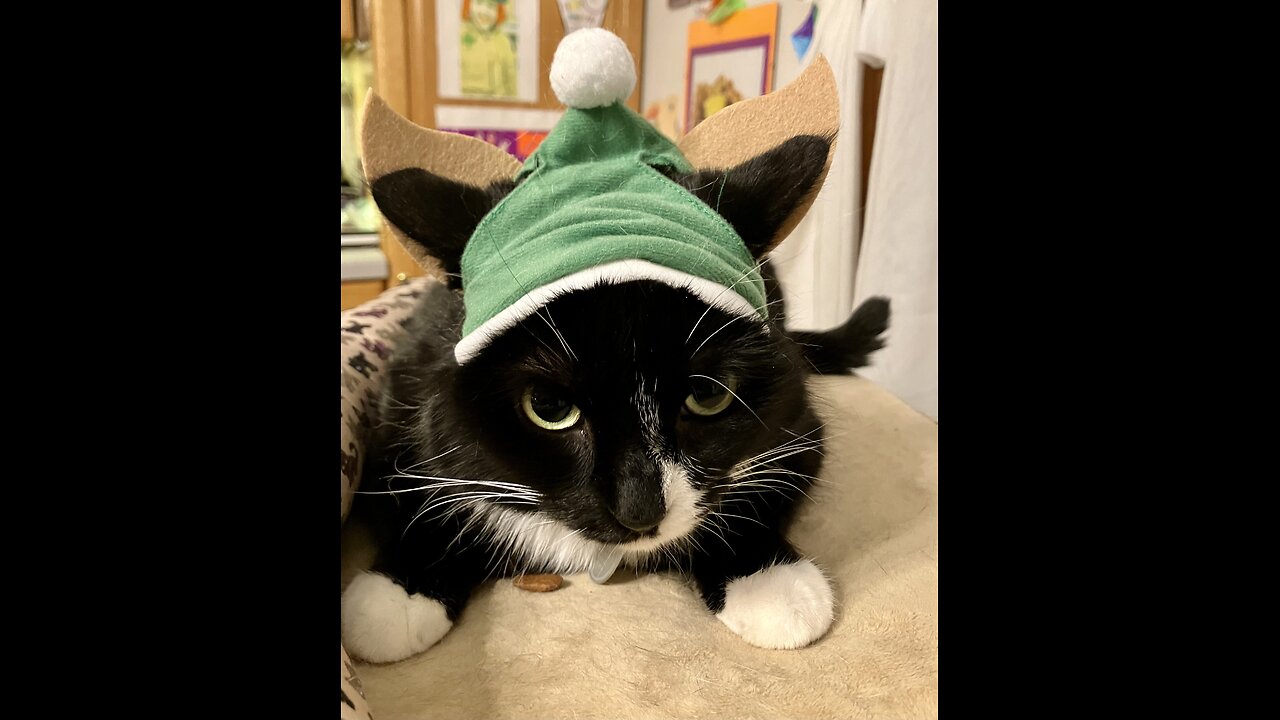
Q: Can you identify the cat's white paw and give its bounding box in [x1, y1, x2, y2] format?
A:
[341, 571, 453, 663]
[716, 559, 834, 650]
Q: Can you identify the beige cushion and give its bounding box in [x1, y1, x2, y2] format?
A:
[341, 278, 938, 719]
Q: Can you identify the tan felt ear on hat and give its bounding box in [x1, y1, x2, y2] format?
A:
[360, 92, 523, 270]
[678, 55, 840, 254]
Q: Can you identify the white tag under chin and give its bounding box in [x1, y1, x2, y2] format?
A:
[587, 546, 625, 584]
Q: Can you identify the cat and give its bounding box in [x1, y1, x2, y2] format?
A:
[341, 134, 890, 663]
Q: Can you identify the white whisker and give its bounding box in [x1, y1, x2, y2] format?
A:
[707, 509, 769, 529]
[684, 260, 767, 345]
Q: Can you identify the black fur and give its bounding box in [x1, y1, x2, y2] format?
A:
[351, 139, 890, 641]
[789, 297, 891, 374]
[667, 134, 834, 257]
[369, 169, 515, 287]
[353, 279, 827, 620]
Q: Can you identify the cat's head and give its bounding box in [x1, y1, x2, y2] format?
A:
[443, 277, 818, 553]
[363, 44, 840, 562]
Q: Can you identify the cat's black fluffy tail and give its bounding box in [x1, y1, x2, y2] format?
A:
[788, 297, 891, 375]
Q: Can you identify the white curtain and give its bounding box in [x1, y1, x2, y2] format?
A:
[772, 0, 865, 332]
[851, 0, 938, 421]
[774, 0, 938, 421]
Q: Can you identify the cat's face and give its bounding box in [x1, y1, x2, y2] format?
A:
[449, 280, 811, 549]
[367, 109, 836, 561]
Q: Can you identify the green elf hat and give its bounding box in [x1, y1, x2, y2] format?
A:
[361, 32, 841, 366]
[453, 29, 767, 364]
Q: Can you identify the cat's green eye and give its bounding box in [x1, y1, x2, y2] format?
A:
[521, 385, 582, 430]
[685, 376, 737, 416]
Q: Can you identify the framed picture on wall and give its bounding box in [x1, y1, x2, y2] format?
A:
[436, 0, 541, 102]
[684, 3, 779, 133]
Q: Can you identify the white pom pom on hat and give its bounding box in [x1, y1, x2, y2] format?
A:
[550, 28, 637, 109]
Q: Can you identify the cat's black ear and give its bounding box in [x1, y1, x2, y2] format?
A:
[370, 170, 514, 283]
[670, 134, 832, 259]
[673, 56, 840, 257]
[360, 92, 523, 282]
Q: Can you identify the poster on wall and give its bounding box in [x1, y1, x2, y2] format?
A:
[436, 105, 564, 161]
[557, 0, 608, 33]
[685, 3, 779, 133]
[436, 0, 540, 102]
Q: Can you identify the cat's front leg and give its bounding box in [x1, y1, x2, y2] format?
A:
[341, 519, 487, 663]
[341, 570, 459, 663]
[690, 527, 835, 650]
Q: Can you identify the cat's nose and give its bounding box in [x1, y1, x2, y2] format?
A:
[612, 452, 666, 533]
[613, 507, 662, 533]
[613, 508, 662, 533]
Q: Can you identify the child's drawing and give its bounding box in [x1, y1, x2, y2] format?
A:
[460, 0, 518, 99]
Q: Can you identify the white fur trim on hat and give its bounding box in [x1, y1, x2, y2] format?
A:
[550, 28, 636, 109]
[454, 259, 767, 365]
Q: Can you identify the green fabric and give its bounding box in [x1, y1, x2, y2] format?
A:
[514, 104, 694, 181]
[459, 102, 766, 339]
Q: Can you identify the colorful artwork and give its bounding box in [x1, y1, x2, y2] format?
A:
[439, 128, 549, 161]
[691, 75, 745, 129]
[791, 3, 817, 60]
[437, 0, 539, 103]
[685, 4, 779, 133]
[705, 0, 747, 25]
[436, 106, 563, 162]
[460, 0, 517, 98]
[643, 94, 683, 143]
